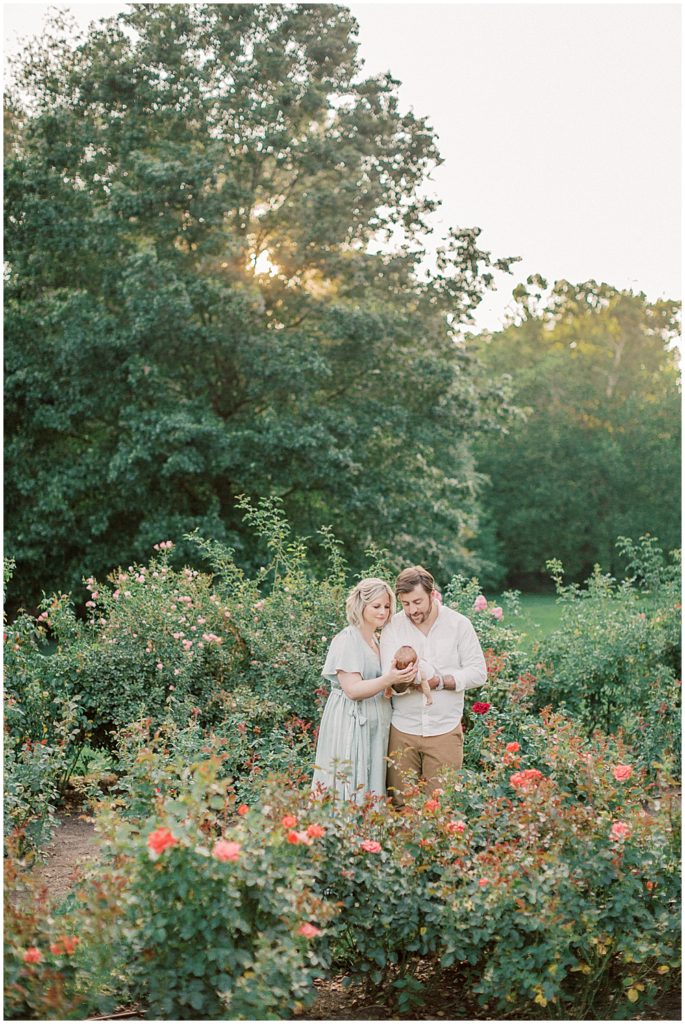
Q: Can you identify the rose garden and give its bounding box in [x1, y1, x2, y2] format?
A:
[4, 504, 681, 1020]
[4, 4, 681, 1020]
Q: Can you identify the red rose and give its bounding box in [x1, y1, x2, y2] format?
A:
[472, 702, 491, 715]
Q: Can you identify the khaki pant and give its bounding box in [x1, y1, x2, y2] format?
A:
[386, 723, 464, 807]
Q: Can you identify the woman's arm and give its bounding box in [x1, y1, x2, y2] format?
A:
[338, 662, 418, 701]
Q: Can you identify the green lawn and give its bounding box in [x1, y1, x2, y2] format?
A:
[499, 592, 563, 649]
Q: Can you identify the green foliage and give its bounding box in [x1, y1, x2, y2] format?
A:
[473, 279, 681, 587]
[6, 723, 680, 1020]
[4, 608, 83, 853]
[533, 538, 681, 761]
[4, 2, 516, 611]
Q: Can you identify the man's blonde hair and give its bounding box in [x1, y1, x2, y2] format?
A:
[345, 577, 396, 627]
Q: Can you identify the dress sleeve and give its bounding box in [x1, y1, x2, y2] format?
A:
[321, 629, 364, 682]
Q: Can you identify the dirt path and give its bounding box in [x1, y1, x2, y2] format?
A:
[33, 812, 99, 904]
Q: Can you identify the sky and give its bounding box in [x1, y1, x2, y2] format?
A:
[3, 1, 681, 333]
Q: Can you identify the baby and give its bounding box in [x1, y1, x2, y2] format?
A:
[384, 645, 433, 706]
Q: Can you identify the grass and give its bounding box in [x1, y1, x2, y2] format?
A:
[499, 592, 563, 649]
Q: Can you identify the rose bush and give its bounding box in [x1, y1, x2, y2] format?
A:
[6, 725, 679, 1020]
[534, 537, 680, 771]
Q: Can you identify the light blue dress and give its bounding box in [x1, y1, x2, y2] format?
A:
[311, 626, 392, 803]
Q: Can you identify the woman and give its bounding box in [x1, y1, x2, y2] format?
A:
[311, 577, 417, 803]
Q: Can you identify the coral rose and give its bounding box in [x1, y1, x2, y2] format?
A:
[50, 936, 79, 956]
[298, 923, 322, 939]
[147, 827, 178, 856]
[306, 823, 326, 838]
[505, 742, 521, 753]
[212, 839, 241, 862]
[445, 820, 466, 834]
[613, 765, 633, 781]
[237, 803, 249, 816]
[423, 799, 440, 813]
[510, 768, 544, 790]
[23, 947, 42, 964]
[281, 814, 298, 828]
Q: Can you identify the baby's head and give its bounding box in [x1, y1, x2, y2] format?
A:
[394, 645, 418, 670]
[392, 645, 418, 693]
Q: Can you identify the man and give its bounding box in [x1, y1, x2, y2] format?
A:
[379, 565, 487, 805]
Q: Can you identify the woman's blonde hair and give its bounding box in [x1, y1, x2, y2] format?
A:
[345, 577, 396, 628]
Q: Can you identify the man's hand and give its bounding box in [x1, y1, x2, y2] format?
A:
[416, 674, 457, 691]
[411, 674, 441, 690]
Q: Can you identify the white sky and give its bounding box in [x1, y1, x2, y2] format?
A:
[3, 1, 682, 333]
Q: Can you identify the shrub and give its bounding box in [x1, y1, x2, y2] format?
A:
[4, 682, 82, 854]
[86, 760, 334, 1020]
[534, 537, 681, 761]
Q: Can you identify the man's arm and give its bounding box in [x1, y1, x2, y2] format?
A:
[442, 618, 487, 692]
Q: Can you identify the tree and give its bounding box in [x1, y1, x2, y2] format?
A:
[472, 277, 681, 587]
[5, 3, 516, 609]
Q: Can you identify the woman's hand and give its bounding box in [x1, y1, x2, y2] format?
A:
[385, 659, 418, 689]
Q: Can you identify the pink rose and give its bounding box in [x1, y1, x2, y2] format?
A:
[610, 821, 631, 842]
[213, 839, 241, 862]
[491, 606, 503, 620]
[298, 923, 322, 939]
[613, 765, 633, 782]
[473, 594, 488, 611]
[360, 839, 382, 853]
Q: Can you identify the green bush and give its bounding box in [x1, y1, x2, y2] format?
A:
[7, 707, 679, 1021]
[533, 537, 681, 763]
[4, 616, 82, 853]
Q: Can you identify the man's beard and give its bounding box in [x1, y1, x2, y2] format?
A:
[409, 599, 433, 624]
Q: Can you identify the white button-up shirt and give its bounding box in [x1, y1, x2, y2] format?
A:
[379, 604, 487, 737]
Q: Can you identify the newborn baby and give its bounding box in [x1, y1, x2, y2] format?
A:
[384, 645, 434, 706]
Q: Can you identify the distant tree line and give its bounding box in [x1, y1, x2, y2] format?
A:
[472, 277, 680, 589]
[4, 4, 680, 610]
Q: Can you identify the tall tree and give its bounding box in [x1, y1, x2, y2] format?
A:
[5, 4, 515, 608]
[472, 277, 681, 587]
